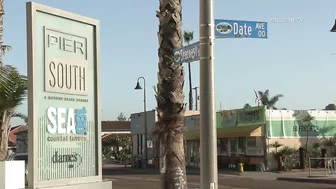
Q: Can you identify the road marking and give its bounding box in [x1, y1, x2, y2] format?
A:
[111, 176, 142, 180]
[187, 182, 248, 189]
[220, 174, 275, 180]
[103, 178, 116, 181]
[145, 178, 159, 181]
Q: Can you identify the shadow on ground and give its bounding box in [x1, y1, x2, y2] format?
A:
[102, 164, 244, 176]
[103, 165, 201, 176]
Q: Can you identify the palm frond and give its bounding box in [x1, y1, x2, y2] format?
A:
[257, 91, 264, 98]
[0, 65, 27, 111]
[183, 30, 194, 44]
[302, 114, 315, 122]
[1, 45, 12, 55]
[12, 112, 27, 123]
[269, 94, 283, 106]
[263, 89, 269, 98]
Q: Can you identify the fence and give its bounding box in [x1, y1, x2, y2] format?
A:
[308, 157, 336, 177]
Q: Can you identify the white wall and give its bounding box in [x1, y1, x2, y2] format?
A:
[266, 109, 336, 121]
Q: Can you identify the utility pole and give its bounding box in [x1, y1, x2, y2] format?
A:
[193, 87, 199, 110]
[199, 0, 218, 189]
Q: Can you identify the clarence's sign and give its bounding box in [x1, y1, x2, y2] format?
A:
[26, 2, 110, 189]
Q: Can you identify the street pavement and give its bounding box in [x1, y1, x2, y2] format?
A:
[103, 165, 336, 189]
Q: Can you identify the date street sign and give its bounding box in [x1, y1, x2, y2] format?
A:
[215, 19, 268, 39]
[173, 19, 267, 64]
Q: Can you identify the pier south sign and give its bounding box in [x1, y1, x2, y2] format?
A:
[27, 2, 101, 188]
[214, 19, 267, 39]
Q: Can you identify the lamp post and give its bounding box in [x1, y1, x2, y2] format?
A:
[200, 0, 218, 188]
[135, 77, 147, 169]
[193, 87, 199, 110]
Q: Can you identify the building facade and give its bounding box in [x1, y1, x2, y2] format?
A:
[184, 106, 266, 171]
[183, 107, 336, 171]
[265, 109, 336, 170]
[130, 110, 199, 167]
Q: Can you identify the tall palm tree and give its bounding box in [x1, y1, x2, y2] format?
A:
[302, 114, 315, 155]
[183, 30, 194, 110]
[155, 0, 187, 189]
[0, 0, 11, 69]
[258, 89, 283, 109]
[0, 0, 3, 68]
[0, 65, 27, 160]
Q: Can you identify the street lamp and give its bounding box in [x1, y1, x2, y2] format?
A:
[134, 76, 147, 169]
[331, 19, 336, 32]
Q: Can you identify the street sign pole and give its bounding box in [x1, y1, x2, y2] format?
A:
[199, 0, 218, 189]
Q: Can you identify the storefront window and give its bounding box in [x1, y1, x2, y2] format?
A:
[189, 140, 199, 162]
[217, 138, 228, 156]
[229, 138, 237, 156]
[247, 137, 256, 147]
[237, 137, 246, 155]
[246, 137, 264, 156]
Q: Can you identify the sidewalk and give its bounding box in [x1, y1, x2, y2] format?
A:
[276, 171, 336, 184]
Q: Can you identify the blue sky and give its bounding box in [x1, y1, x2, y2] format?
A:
[5, 0, 336, 126]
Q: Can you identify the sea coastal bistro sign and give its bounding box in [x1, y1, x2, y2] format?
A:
[26, 2, 110, 189]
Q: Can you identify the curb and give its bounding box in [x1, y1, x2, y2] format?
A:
[277, 177, 336, 185]
[221, 172, 242, 176]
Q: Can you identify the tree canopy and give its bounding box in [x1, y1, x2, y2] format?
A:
[117, 112, 127, 121]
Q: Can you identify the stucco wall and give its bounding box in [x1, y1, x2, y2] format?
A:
[265, 138, 322, 170]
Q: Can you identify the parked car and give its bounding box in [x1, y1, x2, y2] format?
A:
[8, 153, 28, 186]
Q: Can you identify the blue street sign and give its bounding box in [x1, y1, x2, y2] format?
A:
[214, 19, 267, 39]
[173, 41, 200, 64]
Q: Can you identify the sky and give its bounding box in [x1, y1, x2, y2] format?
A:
[4, 0, 336, 126]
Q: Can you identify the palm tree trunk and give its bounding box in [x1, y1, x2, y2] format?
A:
[156, 0, 187, 188]
[0, 0, 4, 69]
[0, 110, 9, 161]
[188, 62, 193, 110]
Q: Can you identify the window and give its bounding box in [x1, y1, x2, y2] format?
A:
[237, 137, 246, 155]
[246, 137, 264, 156]
[229, 138, 237, 156]
[247, 137, 263, 148]
[137, 134, 140, 154]
[140, 134, 143, 154]
[247, 137, 256, 148]
[217, 138, 228, 156]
